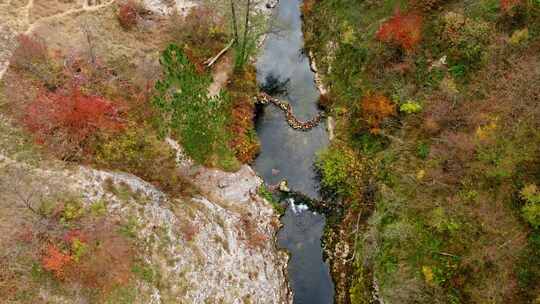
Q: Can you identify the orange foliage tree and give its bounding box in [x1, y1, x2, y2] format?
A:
[376, 10, 423, 51]
[23, 86, 124, 158]
[11, 34, 48, 69]
[227, 67, 260, 164]
[117, 1, 140, 30]
[302, 0, 316, 16]
[500, 0, 521, 12]
[361, 93, 396, 134]
[42, 244, 72, 279]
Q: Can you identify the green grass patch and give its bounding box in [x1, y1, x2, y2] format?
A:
[131, 261, 159, 284]
[118, 216, 139, 239]
[258, 184, 284, 215]
[153, 44, 240, 171]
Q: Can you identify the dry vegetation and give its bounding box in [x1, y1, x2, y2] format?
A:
[304, 0, 540, 303]
[0, 1, 267, 302]
[0, 164, 139, 302]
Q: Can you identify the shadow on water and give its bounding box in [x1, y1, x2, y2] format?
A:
[254, 0, 335, 303]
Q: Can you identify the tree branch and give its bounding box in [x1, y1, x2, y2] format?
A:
[204, 39, 236, 68]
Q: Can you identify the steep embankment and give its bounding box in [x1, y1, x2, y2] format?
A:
[303, 1, 540, 303]
[0, 0, 291, 303]
[0, 143, 290, 303]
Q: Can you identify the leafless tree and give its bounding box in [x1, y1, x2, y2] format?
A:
[0, 164, 45, 219]
[81, 21, 97, 67]
[240, 0, 252, 61]
[231, 0, 239, 41]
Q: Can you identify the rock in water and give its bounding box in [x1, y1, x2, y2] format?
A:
[279, 179, 290, 192]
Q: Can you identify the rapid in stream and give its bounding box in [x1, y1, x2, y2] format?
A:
[254, 0, 335, 303]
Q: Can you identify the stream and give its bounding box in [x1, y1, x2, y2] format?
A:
[254, 0, 335, 303]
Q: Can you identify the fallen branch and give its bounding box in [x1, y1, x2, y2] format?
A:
[437, 251, 459, 258]
[204, 39, 235, 68]
[346, 209, 363, 263]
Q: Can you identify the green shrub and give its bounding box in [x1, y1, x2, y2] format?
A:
[427, 207, 461, 234]
[96, 126, 173, 175]
[258, 185, 284, 215]
[328, 44, 367, 104]
[509, 28, 529, 45]
[417, 142, 430, 159]
[131, 262, 158, 283]
[414, 56, 446, 89]
[400, 100, 423, 114]
[449, 63, 467, 79]
[96, 126, 196, 195]
[351, 133, 387, 155]
[316, 145, 364, 199]
[38, 200, 57, 218]
[516, 232, 540, 301]
[442, 12, 492, 77]
[521, 184, 540, 228]
[521, 184, 540, 204]
[118, 216, 139, 239]
[523, 204, 540, 228]
[71, 238, 88, 263]
[464, 0, 500, 22]
[61, 199, 84, 222]
[153, 44, 235, 168]
[423, 258, 459, 287]
[90, 200, 107, 217]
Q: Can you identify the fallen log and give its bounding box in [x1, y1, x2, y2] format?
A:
[255, 92, 324, 131]
[204, 39, 236, 68]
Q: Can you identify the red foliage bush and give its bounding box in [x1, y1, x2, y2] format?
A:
[500, 0, 521, 12]
[302, 0, 316, 16]
[64, 223, 135, 292]
[23, 86, 124, 158]
[376, 10, 423, 51]
[42, 244, 71, 279]
[11, 34, 48, 69]
[117, 1, 140, 29]
[63, 229, 88, 244]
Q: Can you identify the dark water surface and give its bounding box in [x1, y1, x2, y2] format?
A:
[254, 0, 334, 303]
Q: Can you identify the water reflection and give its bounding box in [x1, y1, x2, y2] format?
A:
[254, 0, 335, 302]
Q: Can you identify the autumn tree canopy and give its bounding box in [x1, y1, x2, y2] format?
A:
[361, 93, 396, 134]
[500, 0, 521, 12]
[376, 10, 423, 51]
[24, 86, 124, 159]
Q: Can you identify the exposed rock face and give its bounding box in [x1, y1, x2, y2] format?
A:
[0, 147, 291, 303]
[144, 0, 200, 15]
[75, 162, 291, 303]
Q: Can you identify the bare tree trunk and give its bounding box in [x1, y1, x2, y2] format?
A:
[241, 0, 251, 63]
[81, 22, 96, 66]
[230, 0, 239, 42]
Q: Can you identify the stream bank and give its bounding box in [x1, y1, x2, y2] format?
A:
[253, 0, 335, 302]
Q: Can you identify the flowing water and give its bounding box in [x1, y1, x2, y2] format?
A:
[254, 0, 334, 302]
